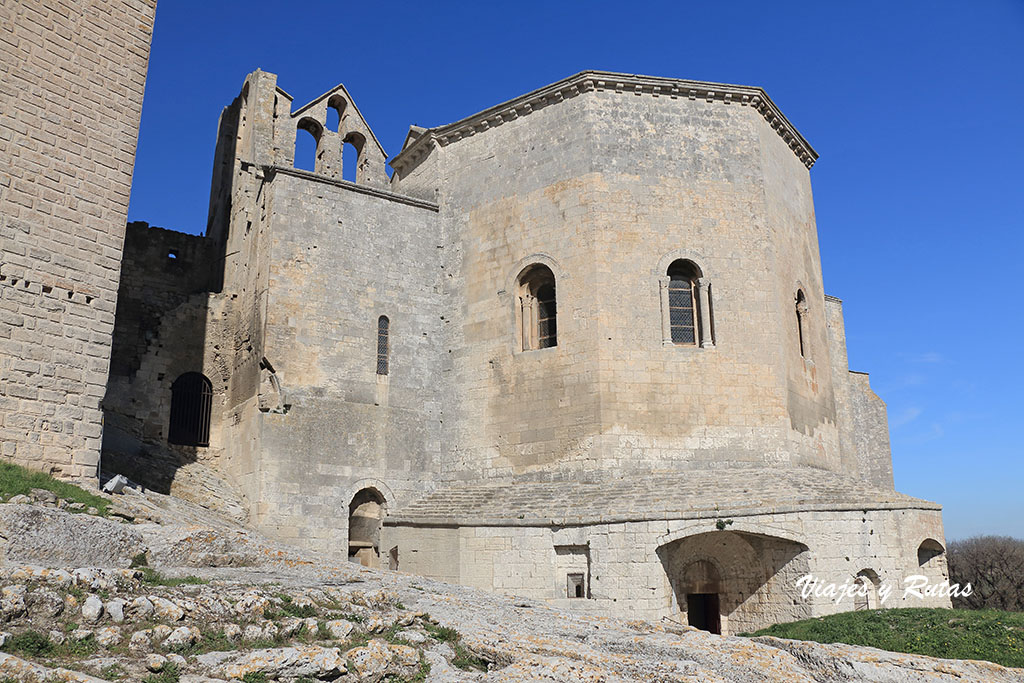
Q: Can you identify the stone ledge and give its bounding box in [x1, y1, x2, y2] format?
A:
[262, 165, 440, 212]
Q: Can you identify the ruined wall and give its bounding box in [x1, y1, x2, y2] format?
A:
[825, 296, 894, 487]
[394, 76, 841, 483]
[254, 169, 443, 552]
[0, 0, 156, 479]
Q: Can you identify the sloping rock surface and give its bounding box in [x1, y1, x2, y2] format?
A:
[0, 499, 1020, 682]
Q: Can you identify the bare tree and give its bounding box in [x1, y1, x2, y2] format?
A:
[947, 536, 1024, 611]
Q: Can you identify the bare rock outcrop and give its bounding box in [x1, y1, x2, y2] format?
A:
[0, 501, 1020, 682]
[0, 505, 144, 567]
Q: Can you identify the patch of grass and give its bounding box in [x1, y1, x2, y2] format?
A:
[142, 662, 180, 683]
[423, 623, 457, 643]
[130, 552, 149, 568]
[0, 461, 109, 515]
[241, 673, 267, 683]
[743, 607, 1024, 668]
[423, 621, 487, 671]
[1, 630, 99, 661]
[264, 600, 318, 620]
[138, 567, 207, 587]
[3, 630, 54, 657]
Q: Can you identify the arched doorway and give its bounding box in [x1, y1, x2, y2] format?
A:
[348, 488, 385, 568]
[658, 530, 811, 635]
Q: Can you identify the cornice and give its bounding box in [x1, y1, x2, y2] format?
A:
[262, 165, 439, 212]
[391, 70, 818, 175]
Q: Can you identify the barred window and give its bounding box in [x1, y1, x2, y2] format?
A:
[667, 260, 700, 345]
[376, 315, 390, 375]
[516, 264, 558, 351]
[168, 372, 212, 447]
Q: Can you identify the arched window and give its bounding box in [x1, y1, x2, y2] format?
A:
[516, 264, 557, 351]
[376, 316, 390, 375]
[168, 372, 212, 447]
[349, 488, 385, 568]
[795, 289, 808, 358]
[294, 117, 322, 173]
[667, 260, 701, 345]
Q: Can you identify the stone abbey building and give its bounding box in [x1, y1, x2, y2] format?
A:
[101, 69, 951, 633]
[1, 11, 951, 632]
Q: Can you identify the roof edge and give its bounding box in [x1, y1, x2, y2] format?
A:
[391, 70, 819, 174]
[385, 498, 942, 529]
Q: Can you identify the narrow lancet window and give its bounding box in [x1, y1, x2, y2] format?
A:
[376, 315, 390, 375]
[667, 260, 700, 345]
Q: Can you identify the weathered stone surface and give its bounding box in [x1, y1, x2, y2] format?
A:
[27, 588, 64, 619]
[162, 625, 199, 649]
[81, 595, 103, 623]
[215, 645, 348, 680]
[95, 626, 122, 648]
[105, 599, 125, 623]
[0, 0, 156, 479]
[0, 506, 144, 568]
[0, 652, 107, 682]
[324, 619, 355, 640]
[150, 596, 185, 621]
[145, 653, 167, 672]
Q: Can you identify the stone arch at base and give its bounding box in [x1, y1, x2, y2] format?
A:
[344, 479, 395, 569]
[657, 530, 811, 635]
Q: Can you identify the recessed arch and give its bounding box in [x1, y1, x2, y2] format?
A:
[918, 538, 945, 567]
[515, 263, 558, 351]
[349, 487, 387, 568]
[853, 568, 881, 610]
[658, 530, 810, 635]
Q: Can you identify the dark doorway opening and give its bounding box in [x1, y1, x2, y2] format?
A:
[687, 593, 721, 634]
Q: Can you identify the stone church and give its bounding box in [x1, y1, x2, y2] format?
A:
[101, 69, 952, 633]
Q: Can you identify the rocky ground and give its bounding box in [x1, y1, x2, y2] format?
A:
[0, 487, 1021, 682]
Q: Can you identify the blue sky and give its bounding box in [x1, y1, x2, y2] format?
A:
[128, 1, 1024, 540]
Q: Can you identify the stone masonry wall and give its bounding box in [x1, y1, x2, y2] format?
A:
[396, 83, 842, 482]
[255, 170, 443, 552]
[385, 505, 949, 634]
[0, 0, 156, 479]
